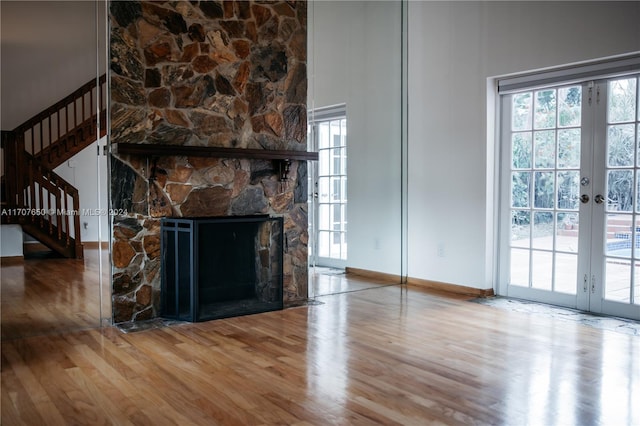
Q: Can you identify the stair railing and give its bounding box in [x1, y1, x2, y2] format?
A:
[3, 130, 83, 257]
[13, 74, 106, 166]
[1, 74, 105, 259]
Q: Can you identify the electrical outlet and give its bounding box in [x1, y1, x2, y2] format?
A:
[437, 242, 445, 257]
[374, 238, 380, 250]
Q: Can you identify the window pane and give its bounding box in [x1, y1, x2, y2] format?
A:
[534, 171, 555, 209]
[531, 251, 552, 290]
[605, 214, 632, 257]
[638, 124, 640, 168]
[330, 120, 341, 147]
[330, 232, 341, 258]
[331, 178, 341, 201]
[342, 205, 347, 232]
[607, 170, 633, 212]
[318, 231, 330, 257]
[511, 172, 530, 208]
[318, 177, 330, 202]
[608, 77, 637, 124]
[557, 171, 579, 210]
[532, 211, 553, 250]
[319, 204, 330, 230]
[558, 86, 581, 127]
[558, 129, 580, 169]
[318, 122, 330, 149]
[512, 92, 532, 131]
[332, 203, 341, 224]
[319, 149, 330, 175]
[512, 132, 532, 169]
[534, 89, 556, 129]
[511, 210, 531, 248]
[556, 212, 579, 253]
[634, 266, 640, 305]
[341, 178, 347, 202]
[554, 253, 577, 294]
[605, 260, 631, 302]
[534, 130, 556, 168]
[607, 124, 635, 167]
[634, 216, 640, 258]
[510, 248, 530, 287]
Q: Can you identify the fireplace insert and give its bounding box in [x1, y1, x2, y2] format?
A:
[161, 215, 284, 322]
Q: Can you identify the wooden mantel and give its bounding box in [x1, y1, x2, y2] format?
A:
[115, 143, 319, 161]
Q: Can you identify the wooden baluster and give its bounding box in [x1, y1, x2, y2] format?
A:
[38, 122, 45, 160]
[64, 104, 69, 147]
[63, 187, 70, 246]
[46, 114, 50, 149]
[16, 133, 25, 209]
[33, 161, 41, 226]
[47, 173, 54, 236]
[56, 183, 63, 241]
[89, 87, 94, 138]
[99, 76, 105, 135]
[73, 98, 77, 147]
[2, 132, 18, 215]
[72, 188, 82, 258]
[30, 128, 35, 156]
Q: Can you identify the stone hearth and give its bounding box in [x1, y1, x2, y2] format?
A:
[109, 0, 308, 323]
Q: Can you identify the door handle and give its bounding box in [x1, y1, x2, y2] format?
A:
[594, 194, 605, 204]
[580, 194, 590, 204]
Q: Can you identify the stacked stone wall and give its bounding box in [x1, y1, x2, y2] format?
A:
[109, 0, 307, 323]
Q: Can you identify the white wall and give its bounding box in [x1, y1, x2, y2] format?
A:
[408, 1, 640, 289]
[1, 225, 23, 257]
[309, 1, 403, 275]
[54, 137, 110, 242]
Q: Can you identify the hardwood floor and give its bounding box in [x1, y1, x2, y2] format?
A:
[2, 259, 639, 425]
[1, 248, 110, 340]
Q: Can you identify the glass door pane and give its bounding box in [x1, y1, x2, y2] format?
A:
[599, 75, 640, 317]
[506, 86, 582, 303]
[315, 116, 347, 267]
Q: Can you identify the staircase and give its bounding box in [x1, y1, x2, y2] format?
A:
[1, 75, 107, 259]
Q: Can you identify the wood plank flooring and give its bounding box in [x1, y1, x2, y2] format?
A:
[2, 258, 639, 425]
[1, 248, 110, 340]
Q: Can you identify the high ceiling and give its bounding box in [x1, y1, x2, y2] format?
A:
[0, 1, 107, 129]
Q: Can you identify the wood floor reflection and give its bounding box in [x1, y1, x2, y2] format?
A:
[1, 247, 110, 340]
[310, 266, 396, 296]
[2, 261, 639, 424]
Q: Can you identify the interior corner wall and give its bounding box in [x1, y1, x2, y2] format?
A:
[408, 1, 640, 289]
[310, 1, 403, 276]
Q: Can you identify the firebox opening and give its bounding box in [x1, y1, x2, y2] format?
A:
[161, 216, 283, 322]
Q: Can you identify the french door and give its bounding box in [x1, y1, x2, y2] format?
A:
[500, 74, 640, 320]
[309, 108, 348, 268]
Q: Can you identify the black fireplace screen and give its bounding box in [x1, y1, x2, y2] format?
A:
[161, 216, 284, 322]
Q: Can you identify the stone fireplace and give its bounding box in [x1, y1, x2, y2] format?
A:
[109, 0, 309, 323]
